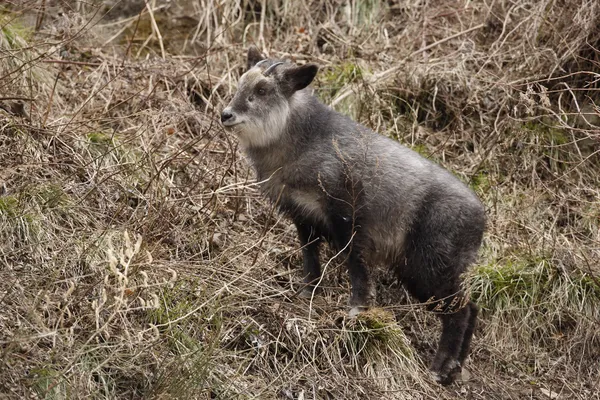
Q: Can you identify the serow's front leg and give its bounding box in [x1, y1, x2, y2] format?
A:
[294, 221, 322, 297]
[347, 249, 375, 317]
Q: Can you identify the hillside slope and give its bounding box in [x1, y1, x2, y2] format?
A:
[1, 1, 599, 399]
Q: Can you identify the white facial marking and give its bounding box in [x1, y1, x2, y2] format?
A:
[234, 101, 290, 148]
[234, 68, 291, 149]
[224, 66, 313, 149]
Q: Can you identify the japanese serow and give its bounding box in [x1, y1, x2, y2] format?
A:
[221, 47, 486, 384]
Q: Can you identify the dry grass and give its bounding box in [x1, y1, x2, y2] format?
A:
[0, 1, 599, 399]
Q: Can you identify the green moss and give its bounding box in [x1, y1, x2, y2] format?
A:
[470, 170, 491, 192]
[87, 132, 113, 145]
[0, 195, 18, 216]
[411, 143, 429, 157]
[523, 121, 568, 145]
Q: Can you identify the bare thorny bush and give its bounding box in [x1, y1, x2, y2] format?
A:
[0, 1, 599, 399]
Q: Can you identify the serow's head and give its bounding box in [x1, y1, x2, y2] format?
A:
[221, 46, 318, 148]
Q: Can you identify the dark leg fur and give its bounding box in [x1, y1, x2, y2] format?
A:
[347, 250, 374, 313]
[326, 211, 374, 313]
[457, 301, 478, 365]
[430, 302, 472, 384]
[431, 300, 478, 384]
[397, 196, 483, 384]
[294, 221, 322, 296]
[399, 265, 477, 384]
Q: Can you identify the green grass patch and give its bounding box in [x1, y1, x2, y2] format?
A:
[470, 171, 491, 192]
[87, 131, 113, 145]
[522, 121, 573, 173]
[0, 12, 32, 49]
[318, 62, 371, 120]
[148, 282, 224, 354]
[467, 166, 507, 197]
[410, 143, 430, 157]
[469, 254, 600, 351]
[0, 194, 40, 240]
[86, 131, 146, 185]
[523, 121, 569, 146]
[144, 284, 249, 398]
[28, 367, 66, 400]
[0, 195, 19, 216]
[471, 257, 600, 312]
[319, 62, 364, 99]
[35, 184, 70, 209]
[339, 309, 413, 362]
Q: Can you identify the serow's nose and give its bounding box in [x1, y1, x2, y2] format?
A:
[221, 110, 233, 123]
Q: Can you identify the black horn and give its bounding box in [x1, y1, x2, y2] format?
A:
[263, 62, 284, 76]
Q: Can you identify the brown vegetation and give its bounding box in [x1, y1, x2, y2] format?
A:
[1, 1, 599, 399]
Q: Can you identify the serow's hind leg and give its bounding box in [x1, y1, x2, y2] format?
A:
[457, 301, 478, 366]
[430, 296, 473, 385]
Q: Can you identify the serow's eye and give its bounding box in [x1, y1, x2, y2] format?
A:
[248, 95, 255, 102]
[257, 88, 266, 96]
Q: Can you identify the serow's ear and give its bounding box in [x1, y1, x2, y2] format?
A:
[247, 46, 265, 70]
[284, 64, 318, 92]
